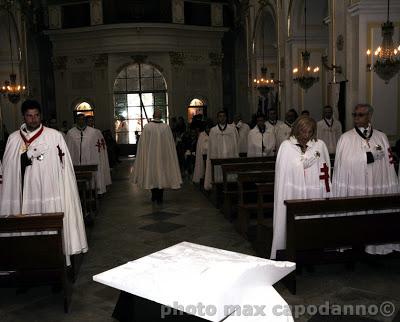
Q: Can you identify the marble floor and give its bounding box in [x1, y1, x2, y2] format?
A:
[1, 159, 399, 322]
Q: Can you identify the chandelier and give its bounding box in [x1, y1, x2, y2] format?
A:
[293, 0, 319, 91]
[0, 6, 26, 104]
[253, 20, 277, 98]
[366, 0, 400, 84]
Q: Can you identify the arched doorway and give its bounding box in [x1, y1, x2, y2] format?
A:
[74, 101, 94, 117]
[113, 63, 168, 144]
[187, 98, 207, 124]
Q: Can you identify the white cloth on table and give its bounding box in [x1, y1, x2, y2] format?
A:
[333, 128, 400, 255]
[204, 124, 239, 190]
[131, 121, 182, 190]
[271, 137, 331, 259]
[192, 131, 209, 183]
[0, 124, 88, 265]
[93, 242, 295, 322]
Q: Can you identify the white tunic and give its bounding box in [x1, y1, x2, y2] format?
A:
[234, 121, 250, 154]
[275, 122, 292, 152]
[204, 124, 239, 190]
[0, 124, 88, 264]
[247, 126, 276, 157]
[333, 128, 400, 254]
[66, 126, 106, 194]
[192, 131, 208, 183]
[271, 137, 331, 259]
[316, 118, 342, 154]
[131, 121, 182, 189]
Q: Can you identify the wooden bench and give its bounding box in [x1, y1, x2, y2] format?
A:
[74, 165, 99, 218]
[0, 213, 71, 312]
[209, 156, 276, 207]
[279, 194, 400, 294]
[75, 171, 96, 223]
[221, 162, 275, 218]
[235, 171, 275, 237]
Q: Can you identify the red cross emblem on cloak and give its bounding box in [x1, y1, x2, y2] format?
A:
[95, 139, 102, 153]
[319, 163, 330, 193]
[57, 145, 65, 164]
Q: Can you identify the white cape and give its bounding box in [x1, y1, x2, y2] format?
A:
[204, 124, 239, 190]
[235, 121, 250, 154]
[192, 131, 208, 183]
[275, 122, 292, 152]
[316, 118, 342, 154]
[131, 121, 182, 189]
[93, 127, 112, 187]
[66, 126, 107, 194]
[0, 125, 88, 264]
[247, 126, 276, 157]
[333, 128, 400, 254]
[271, 138, 331, 259]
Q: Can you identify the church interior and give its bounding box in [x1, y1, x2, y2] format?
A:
[1, 0, 400, 321]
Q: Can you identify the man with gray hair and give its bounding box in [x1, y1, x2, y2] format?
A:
[333, 103, 399, 255]
[316, 105, 342, 154]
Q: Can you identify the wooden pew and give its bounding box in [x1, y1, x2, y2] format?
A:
[235, 170, 275, 237]
[0, 213, 71, 312]
[221, 162, 275, 218]
[279, 194, 400, 294]
[209, 156, 276, 207]
[74, 165, 99, 218]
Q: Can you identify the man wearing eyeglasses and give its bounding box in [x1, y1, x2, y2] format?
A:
[333, 103, 399, 255]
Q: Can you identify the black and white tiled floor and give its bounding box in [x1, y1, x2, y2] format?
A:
[0, 159, 399, 322]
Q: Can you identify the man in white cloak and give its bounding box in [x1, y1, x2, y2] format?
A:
[204, 111, 239, 190]
[233, 113, 250, 157]
[247, 113, 276, 157]
[316, 105, 342, 154]
[275, 109, 298, 151]
[192, 123, 211, 184]
[333, 103, 400, 255]
[131, 109, 182, 204]
[271, 116, 331, 259]
[86, 116, 112, 188]
[66, 114, 106, 195]
[265, 108, 284, 154]
[0, 100, 88, 265]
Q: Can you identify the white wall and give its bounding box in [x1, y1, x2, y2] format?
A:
[46, 23, 226, 132]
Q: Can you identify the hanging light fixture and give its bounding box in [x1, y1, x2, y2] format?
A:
[366, 0, 400, 84]
[253, 20, 276, 98]
[0, 8, 26, 104]
[293, 0, 320, 91]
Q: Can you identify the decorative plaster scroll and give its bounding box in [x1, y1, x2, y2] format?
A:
[52, 56, 68, 70]
[169, 52, 185, 66]
[209, 53, 224, 67]
[73, 57, 87, 65]
[48, 5, 61, 29]
[211, 3, 223, 27]
[172, 0, 184, 24]
[93, 54, 108, 68]
[90, 0, 103, 26]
